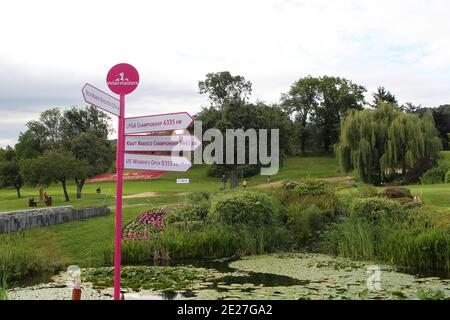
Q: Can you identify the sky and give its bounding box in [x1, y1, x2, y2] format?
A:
[1, 0, 450, 148]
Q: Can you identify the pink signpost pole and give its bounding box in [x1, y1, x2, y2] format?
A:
[114, 94, 125, 300]
[105, 63, 140, 301]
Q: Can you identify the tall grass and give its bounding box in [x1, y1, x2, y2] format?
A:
[0, 232, 63, 281]
[98, 223, 290, 265]
[0, 271, 7, 300]
[322, 212, 450, 275]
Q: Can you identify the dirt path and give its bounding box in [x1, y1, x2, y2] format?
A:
[254, 176, 353, 189]
[121, 192, 158, 199]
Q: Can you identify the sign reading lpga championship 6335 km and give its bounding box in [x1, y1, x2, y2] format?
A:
[81, 63, 196, 300]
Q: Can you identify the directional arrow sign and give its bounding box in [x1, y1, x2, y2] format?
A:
[82, 83, 121, 116]
[125, 134, 201, 152]
[124, 153, 192, 172]
[125, 112, 193, 134]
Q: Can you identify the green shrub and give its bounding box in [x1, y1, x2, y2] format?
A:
[293, 179, 329, 196]
[282, 180, 300, 190]
[350, 197, 404, 221]
[420, 165, 449, 185]
[187, 192, 210, 203]
[209, 191, 278, 226]
[357, 184, 379, 198]
[286, 204, 331, 243]
[381, 187, 412, 199]
[166, 200, 210, 224]
[445, 170, 450, 183]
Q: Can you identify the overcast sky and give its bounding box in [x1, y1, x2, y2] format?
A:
[1, 0, 450, 148]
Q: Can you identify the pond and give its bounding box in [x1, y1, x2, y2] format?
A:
[7, 253, 450, 300]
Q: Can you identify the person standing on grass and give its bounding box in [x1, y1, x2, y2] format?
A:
[243, 179, 247, 189]
[221, 174, 227, 191]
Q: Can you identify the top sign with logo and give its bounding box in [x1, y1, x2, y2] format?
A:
[107, 63, 139, 95]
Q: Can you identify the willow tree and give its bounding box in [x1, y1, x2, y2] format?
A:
[336, 103, 442, 184]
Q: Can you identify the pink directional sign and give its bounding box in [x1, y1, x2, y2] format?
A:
[125, 134, 201, 152]
[82, 83, 120, 116]
[125, 112, 193, 134]
[107, 63, 139, 95]
[124, 153, 192, 172]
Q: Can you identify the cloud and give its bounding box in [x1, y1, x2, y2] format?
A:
[1, 0, 450, 147]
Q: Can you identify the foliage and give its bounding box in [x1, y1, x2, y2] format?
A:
[166, 201, 210, 224]
[420, 164, 449, 185]
[209, 191, 278, 226]
[84, 266, 216, 292]
[21, 150, 88, 201]
[371, 86, 397, 107]
[122, 210, 165, 241]
[336, 103, 442, 185]
[0, 233, 62, 281]
[322, 209, 450, 275]
[110, 223, 290, 264]
[293, 179, 330, 196]
[445, 170, 450, 183]
[283, 76, 366, 153]
[198, 71, 252, 108]
[381, 187, 412, 199]
[286, 204, 332, 243]
[349, 197, 404, 222]
[0, 147, 23, 198]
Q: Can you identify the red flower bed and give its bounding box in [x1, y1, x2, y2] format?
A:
[122, 210, 165, 241]
[86, 171, 165, 183]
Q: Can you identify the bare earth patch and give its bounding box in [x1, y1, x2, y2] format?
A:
[121, 192, 158, 199]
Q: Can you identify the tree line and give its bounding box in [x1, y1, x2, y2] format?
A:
[0, 71, 448, 197]
[0, 107, 114, 200]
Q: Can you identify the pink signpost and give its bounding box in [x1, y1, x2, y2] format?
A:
[82, 63, 195, 300]
[106, 63, 140, 301]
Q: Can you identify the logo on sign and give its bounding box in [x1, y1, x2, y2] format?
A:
[107, 63, 139, 95]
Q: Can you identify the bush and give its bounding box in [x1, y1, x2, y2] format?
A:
[166, 201, 210, 224]
[420, 165, 449, 185]
[357, 184, 379, 198]
[445, 170, 450, 183]
[286, 204, 331, 243]
[350, 197, 404, 221]
[209, 191, 278, 226]
[293, 179, 329, 196]
[282, 180, 300, 190]
[187, 192, 210, 203]
[381, 187, 412, 199]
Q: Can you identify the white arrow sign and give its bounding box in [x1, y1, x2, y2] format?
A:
[125, 112, 193, 134]
[125, 134, 201, 152]
[124, 153, 192, 172]
[82, 83, 120, 116]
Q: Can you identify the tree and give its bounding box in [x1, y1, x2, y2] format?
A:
[313, 76, 366, 152]
[401, 102, 421, 114]
[407, 105, 450, 150]
[281, 76, 320, 154]
[199, 71, 252, 108]
[21, 151, 88, 201]
[371, 86, 397, 107]
[17, 106, 113, 199]
[0, 147, 23, 198]
[336, 103, 442, 185]
[60, 107, 113, 198]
